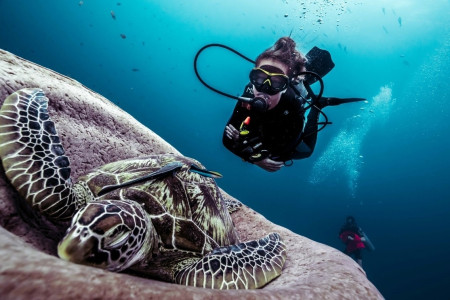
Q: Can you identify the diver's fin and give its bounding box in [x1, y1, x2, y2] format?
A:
[318, 97, 366, 107]
[97, 162, 184, 196]
[362, 232, 376, 251]
[189, 164, 223, 178]
[305, 46, 335, 84]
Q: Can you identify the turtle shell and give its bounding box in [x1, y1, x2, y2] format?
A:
[78, 153, 240, 256]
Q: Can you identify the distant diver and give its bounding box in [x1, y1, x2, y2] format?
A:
[194, 37, 365, 172]
[339, 216, 375, 268]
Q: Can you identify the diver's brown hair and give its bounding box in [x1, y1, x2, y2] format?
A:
[255, 37, 307, 79]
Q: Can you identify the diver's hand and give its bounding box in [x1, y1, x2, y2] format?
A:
[253, 158, 284, 172]
[225, 124, 240, 141]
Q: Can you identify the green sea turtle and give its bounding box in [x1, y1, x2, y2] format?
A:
[0, 88, 286, 289]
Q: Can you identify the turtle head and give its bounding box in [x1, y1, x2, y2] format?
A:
[58, 199, 153, 272]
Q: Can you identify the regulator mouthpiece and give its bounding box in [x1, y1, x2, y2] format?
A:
[238, 96, 269, 113]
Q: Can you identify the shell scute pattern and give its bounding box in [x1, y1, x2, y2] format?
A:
[81, 154, 239, 253]
[151, 214, 175, 248]
[174, 218, 207, 252]
[125, 188, 166, 215]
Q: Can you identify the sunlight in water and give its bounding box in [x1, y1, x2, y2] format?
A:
[309, 85, 395, 197]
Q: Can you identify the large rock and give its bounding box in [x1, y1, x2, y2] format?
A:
[0, 49, 383, 299]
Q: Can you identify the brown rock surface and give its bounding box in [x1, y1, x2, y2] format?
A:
[0, 49, 383, 299]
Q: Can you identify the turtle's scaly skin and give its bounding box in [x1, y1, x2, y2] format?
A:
[0, 88, 286, 289]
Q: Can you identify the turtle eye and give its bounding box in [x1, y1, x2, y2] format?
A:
[103, 226, 131, 249]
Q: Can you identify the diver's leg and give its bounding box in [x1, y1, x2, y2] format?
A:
[355, 250, 363, 267]
[357, 259, 363, 267]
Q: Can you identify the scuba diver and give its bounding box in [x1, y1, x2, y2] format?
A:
[194, 37, 365, 172]
[339, 216, 375, 268]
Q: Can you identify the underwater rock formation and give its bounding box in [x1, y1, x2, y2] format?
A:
[0, 49, 383, 299]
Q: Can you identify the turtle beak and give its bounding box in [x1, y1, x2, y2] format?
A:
[57, 228, 104, 268]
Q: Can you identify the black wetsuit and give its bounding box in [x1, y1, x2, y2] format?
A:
[223, 83, 321, 163]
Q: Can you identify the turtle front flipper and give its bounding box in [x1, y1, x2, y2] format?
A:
[0, 88, 82, 221]
[174, 232, 286, 289]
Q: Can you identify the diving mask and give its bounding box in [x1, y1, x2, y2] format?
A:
[249, 67, 289, 95]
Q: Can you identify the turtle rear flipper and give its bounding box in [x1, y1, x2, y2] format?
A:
[175, 232, 286, 289]
[0, 88, 80, 221]
[224, 197, 242, 213]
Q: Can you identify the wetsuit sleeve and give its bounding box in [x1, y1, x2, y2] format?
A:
[222, 84, 260, 162]
[222, 102, 245, 152]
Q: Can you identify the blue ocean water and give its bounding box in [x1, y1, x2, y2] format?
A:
[0, 0, 449, 298]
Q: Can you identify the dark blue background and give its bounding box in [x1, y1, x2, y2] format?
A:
[1, 1, 449, 299]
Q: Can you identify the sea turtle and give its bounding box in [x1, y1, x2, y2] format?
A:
[0, 88, 286, 289]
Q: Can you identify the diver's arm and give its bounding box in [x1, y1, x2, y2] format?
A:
[223, 124, 267, 163]
[223, 83, 251, 145]
[253, 158, 284, 172]
[223, 84, 265, 162]
[223, 122, 246, 159]
[224, 130, 280, 169]
[224, 124, 240, 141]
[222, 103, 257, 161]
[224, 120, 283, 171]
[223, 120, 275, 165]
